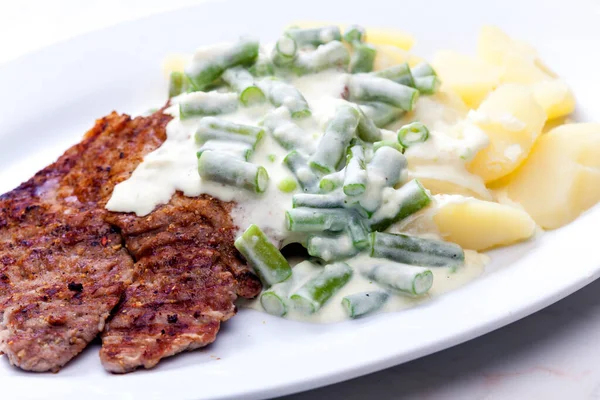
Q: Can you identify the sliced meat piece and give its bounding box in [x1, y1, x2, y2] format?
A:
[99, 123, 261, 373]
[0, 113, 137, 372]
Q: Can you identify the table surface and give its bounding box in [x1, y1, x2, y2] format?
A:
[2, 1, 600, 399]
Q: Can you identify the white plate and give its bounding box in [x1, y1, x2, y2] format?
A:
[1, 0, 600, 399]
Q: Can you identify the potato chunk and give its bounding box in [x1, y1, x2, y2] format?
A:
[503, 123, 600, 229]
[432, 50, 502, 108]
[433, 198, 536, 251]
[468, 84, 546, 183]
[477, 25, 575, 119]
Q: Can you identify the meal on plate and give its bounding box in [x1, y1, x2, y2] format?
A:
[1, 23, 598, 374]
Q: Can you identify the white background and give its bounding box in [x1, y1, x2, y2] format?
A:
[2, 1, 600, 398]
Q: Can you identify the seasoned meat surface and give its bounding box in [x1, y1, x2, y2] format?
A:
[0, 113, 137, 372]
[101, 194, 261, 373]
[0, 110, 261, 373]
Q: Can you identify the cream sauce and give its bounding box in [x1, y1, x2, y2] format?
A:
[106, 45, 494, 323]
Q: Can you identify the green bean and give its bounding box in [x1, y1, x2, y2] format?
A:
[292, 191, 346, 209]
[370, 232, 465, 267]
[349, 42, 376, 73]
[294, 41, 350, 75]
[397, 122, 429, 147]
[373, 140, 404, 153]
[319, 170, 345, 193]
[168, 71, 190, 98]
[369, 179, 432, 232]
[178, 92, 238, 120]
[260, 291, 288, 316]
[368, 146, 407, 188]
[198, 151, 269, 193]
[234, 224, 291, 286]
[249, 53, 275, 77]
[356, 105, 382, 142]
[285, 26, 342, 47]
[411, 62, 437, 78]
[291, 262, 353, 314]
[347, 213, 369, 249]
[358, 102, 405, 128]
[415, 75, 441, 95]
[197, 140, 253, 161]
[342, 291, 389, 318]
[260, 78, 311, 118]
[195, 117, 264, 147]
[185, 37, 259, 90]
[307, 233, 359, 262]
[309, 104, 360, 175]
[347, 74, 419, 111]
[261, 108, 315, 153]
[343, 144, 368, 196]
[283, 151, 320, 192]
[272, 34, 298, 66]
[222, 67, 265, 105]
[343, 25, 366, 43]
[285, 207, 348, 232]
[367, 263, 433, 296]
[372, 63, 415, 87]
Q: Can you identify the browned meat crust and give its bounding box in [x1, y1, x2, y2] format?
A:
[97, 113, 261, 373]
[0, 113, 138, 372]
[0, 110, 261, 373]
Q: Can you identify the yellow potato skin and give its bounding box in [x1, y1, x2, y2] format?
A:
[433, 198, 536, 251]
[503, 123, 600, 230]
[468, 84, 546, 183]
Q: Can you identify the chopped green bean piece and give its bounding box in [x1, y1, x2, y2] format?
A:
[415, 75, 441, 95]
[397, 122, 429, 147]
[294, 41, 350, 75]
[370, 232, 465, 267]
[272, 34, 298, 66]
[307, 233, 359, 262]
[373, 140, 404, 153]
[372, 63, 415, 87]
[285, 26, 342, 47]
[358, 102, 405, 128]
[366, 263, 433, 296]
[291, 262, 353, 314]
[369, 179, 432, 232]
[349, 42, 376, 74]
[343, 144, 368, 196]
[198, 151, 269, 193]
[185, 37, 259, 90]
[347, 74, 419, 111]
[222, 67, 265, 105]
[342, 291, 389, 318]
[356, 105, 382, 142]
[260, 78, 311, 119]
[235, 224, 291, 286]
[343, 25, 366, 43]
[285, 207, 348, 232]
[178, 92, 238, 120]
[411, 62, 437, 78]
[195, 117, 264, 147]
[169, 71, 190, 98]
[261, 291, 288, 316]
[283, 151, 320, 192]
[309, 104, 360, 175]
[197, 140, 253, 161]
[292, 191, 346, 209]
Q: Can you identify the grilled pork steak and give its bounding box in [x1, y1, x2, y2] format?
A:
[0, 111, 261, 373]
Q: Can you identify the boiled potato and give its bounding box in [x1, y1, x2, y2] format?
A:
[468, 84, 546, 183]
[532, 80, 576, 121]
[433, 198, 536, 251]
[432, 50, 502, 108]
[502, 123, 600, 229]
[477, 25, 574, 120]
